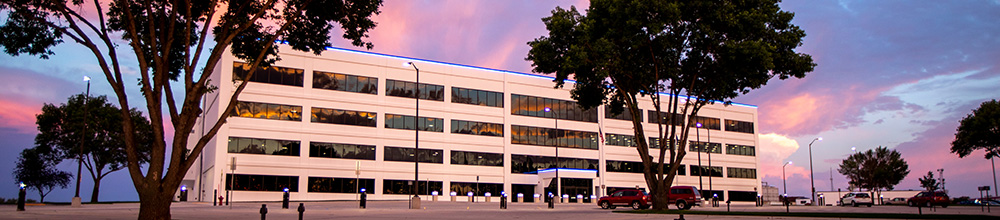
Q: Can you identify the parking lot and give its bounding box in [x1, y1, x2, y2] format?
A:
[3, 200, 1000, 219]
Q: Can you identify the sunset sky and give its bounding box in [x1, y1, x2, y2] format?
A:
[1, 0, 999, 202]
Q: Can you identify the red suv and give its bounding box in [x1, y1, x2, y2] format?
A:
[908, 191, 950, 208]
[598, 189, 650, 210]
[597, 186, 702, 210]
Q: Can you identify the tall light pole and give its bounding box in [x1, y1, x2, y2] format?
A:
[937, 168, 945, 193]
[695, 122, 703, 194]
[72, 76, 91, 207]
[808, 137, 822, 206]
[707, 122, 713, 201]
[544, 107, 559, 205]
[783, 161, 792, 195]
[405, 62, 421, 209]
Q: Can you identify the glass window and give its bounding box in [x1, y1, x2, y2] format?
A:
[382, 179, 442, 195]
[510, 154, 598, 174]
[227, 137, 300, 156]
[308, 177, 374, 193]
[230, 101, 302, 122]
[727, 167, 757, 179]
[689, 141, 723, 154]
[724, 119, 755, 134]
[309, 142, 376, 160]
[385, 114, 443, 132]
[450, 119, 503, 137]
[233, 62, 303, 87]
[450, 182, 503, 196]
[510, 125, 598, 150]
[384, 146, 443, 164]
[450, 150, 503, 166]
[690, 165, 723, 177]
[386, 79, 444, 101]
[605, 107, 642, 122]
[310, 107, 377, 127]
[510, 94, 596, 123]
[725, 144, 755, 156]
[226, 174, 299, 192]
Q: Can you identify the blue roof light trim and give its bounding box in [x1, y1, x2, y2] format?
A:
[315, 45, 757, 109]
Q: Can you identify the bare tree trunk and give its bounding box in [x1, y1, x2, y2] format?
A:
[137, 190, 172, 220]
[90, 177, 102, 203]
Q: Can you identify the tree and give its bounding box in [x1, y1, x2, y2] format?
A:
[951, 99, 1000, 158]
[838, 147, 910, 199]
[35, 94, 154, 203]
[12, 146, 72, 203]
[0, 0, 382, 218]
[525, 0, 814, 210]
[918, 171, 939, 192]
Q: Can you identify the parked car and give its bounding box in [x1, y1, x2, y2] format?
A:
[598, 189, 650, 210]
[908, 191, 950, 208]
[597, 186, 703, 210]
[840, 192, 873, 207]
[884, 197, 908, 205]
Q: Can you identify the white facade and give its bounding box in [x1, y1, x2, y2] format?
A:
[180, 45, 762, 203]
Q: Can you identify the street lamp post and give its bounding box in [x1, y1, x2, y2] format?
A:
[696, 123, 703, 194]
[808, 137, 822, 206]
[72, 76, 91, 207]
[783, 161, 792, 195]
[707, 122, 713, 205]
[405, 62, 421, 209]
[544, 107, 559, 205]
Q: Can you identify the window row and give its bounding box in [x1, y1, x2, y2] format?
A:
[311, 107, 378, 127]
[383, 180, 442, 195]
[451, 150, 503, 167]
[309, 142, 376, 160]
[451, 120, 503, 137]
[452, 87, 503, 107]
[308, 177, 375, 193]
[228, 137, 300, 156]
[605, 133, 637, 147]
[605, 107, 642, 122]
[726, 144, 755, 156]
[511, 125, 600, 150]
[385, 114, 444, 132]
[231, 101, 302, 121]
[606, 160, 686, 175]
[226, 174, 298, 192]
[727, 167, 757, 179]
[386, 79, 445, 101]
[511, 94, 598, 123]
[313, 71, 378, 94]
[383, 146, 444, 164]
[510, 154, 598, 174]
[725, 119, 754, 134]
[233, 62, 304, 87]
[451, 182, 503, 196]
[689, 141, 723, 154]
[689, 165, 724, 177]
[647, 110, 723, 130]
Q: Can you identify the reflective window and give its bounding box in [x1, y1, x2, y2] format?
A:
[233, 62, 303, 87]
[648, 137, 676, 149]
[227, 137, 300, 156]
[384, 146, 443, 164]
[605, 107, 642, 122]
[451, 119, 503, 137]
[452, 87, 503, 107]
[726, 144, 755, 156]
[226, 174, 298, 192]
[450, 182, 503, 196]
[308, 177, 375, 193]
[309, 142, 376, 160]
[386, 79, 444, 101]
[311, 107, 377, 127]
[690, 165, 723, 177]
[450, 150, 503, 167]
[510, 125, 599, 150]
[605, 133, 636, 147]
[647, 110, 684, 126]
[606, 160, 685, 175]
[231, 101, 302, 121]
[725, 119, 755, 134]
[511, 94, 597, 123]
[312, 71, 378, 94]
[690, 115, 721, 130]
[385, 114, 443, 132]
[727, 167, 757, 179]
[689, 141, 722, 154]
[510, 154, 598, 174]
[383, 179, 442, 195]
[728, 191, 758, 202]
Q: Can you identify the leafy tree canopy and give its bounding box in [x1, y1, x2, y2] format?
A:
[13, 146, 72, 203]
[838, 146, 910, 192]
[526, 0, 814, 210]
[951, 99, 1000, 159]
[918, 171, 939, 192]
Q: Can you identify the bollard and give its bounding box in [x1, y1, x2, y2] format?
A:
[297, 203, 305, 220]
[726, 200, 731, 212]
[214, 190, 218, 206]
[360, 191, 367, 209]
[547, 193, 554, 209]
[282, 189, 290, 209]
[450, 191, 457, 202]
[918, 205, 922, 215]
[500, 194, 507, 209]
[674, 214, 685, 220]
[17, 186, 26, 211]
[485, 192, 492, 203]
[259, 204, 268, 220]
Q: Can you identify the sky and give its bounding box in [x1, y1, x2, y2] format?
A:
[1, 0, 999, 202]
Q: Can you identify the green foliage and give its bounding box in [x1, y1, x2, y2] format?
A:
[951, 99, 1000, 159]
[34, 94, 154, 202]
[918, 171, 939, 192]
[13, 146, 72, 203]
[838, 147, 910, 192]
[526, 0, 814, 209]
